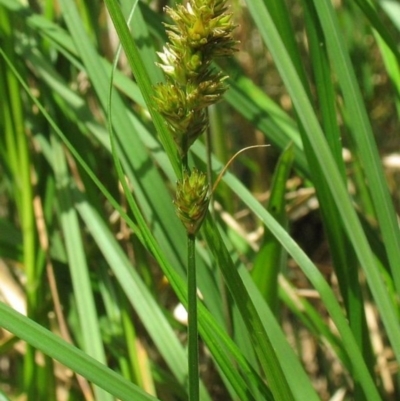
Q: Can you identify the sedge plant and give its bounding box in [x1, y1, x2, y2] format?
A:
[153, 1, 237, 399]
[1, 0, 400, 400]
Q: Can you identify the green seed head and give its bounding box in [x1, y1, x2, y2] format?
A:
[174, 169, 210, 235]
[153, 0, 237, 160]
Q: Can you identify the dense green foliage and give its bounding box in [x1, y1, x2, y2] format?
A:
[0, 0, 399, 400]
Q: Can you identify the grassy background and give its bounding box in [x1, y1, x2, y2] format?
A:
[0, 0, 400, 400]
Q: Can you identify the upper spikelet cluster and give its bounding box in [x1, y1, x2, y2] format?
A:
[153, 0, 237, 159]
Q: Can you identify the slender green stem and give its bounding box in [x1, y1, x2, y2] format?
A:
[187, 233, 199, 401]
[205, 109, 214, 218]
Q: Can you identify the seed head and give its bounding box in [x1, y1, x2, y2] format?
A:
[153, 0, 238, 160]
[174, 169, 210, 234]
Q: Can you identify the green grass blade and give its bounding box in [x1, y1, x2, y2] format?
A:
[0, 302, 159, 401]
[263, 0, 309, 87]
[239, 268, 322, 401]
[1, 10, 42, 398]
[303, 0, 344, 173]
[203, 218, 296, 401]
[252, 142, 293, 313]
[51, 135, 112, 401]
[303, 2, 376, 390]
[120, 0, 163, 84]
[103, 0, 180, 176]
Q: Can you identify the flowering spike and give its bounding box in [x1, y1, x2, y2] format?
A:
[174, 169, 210, 235]
[153, 0, 238, 159]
